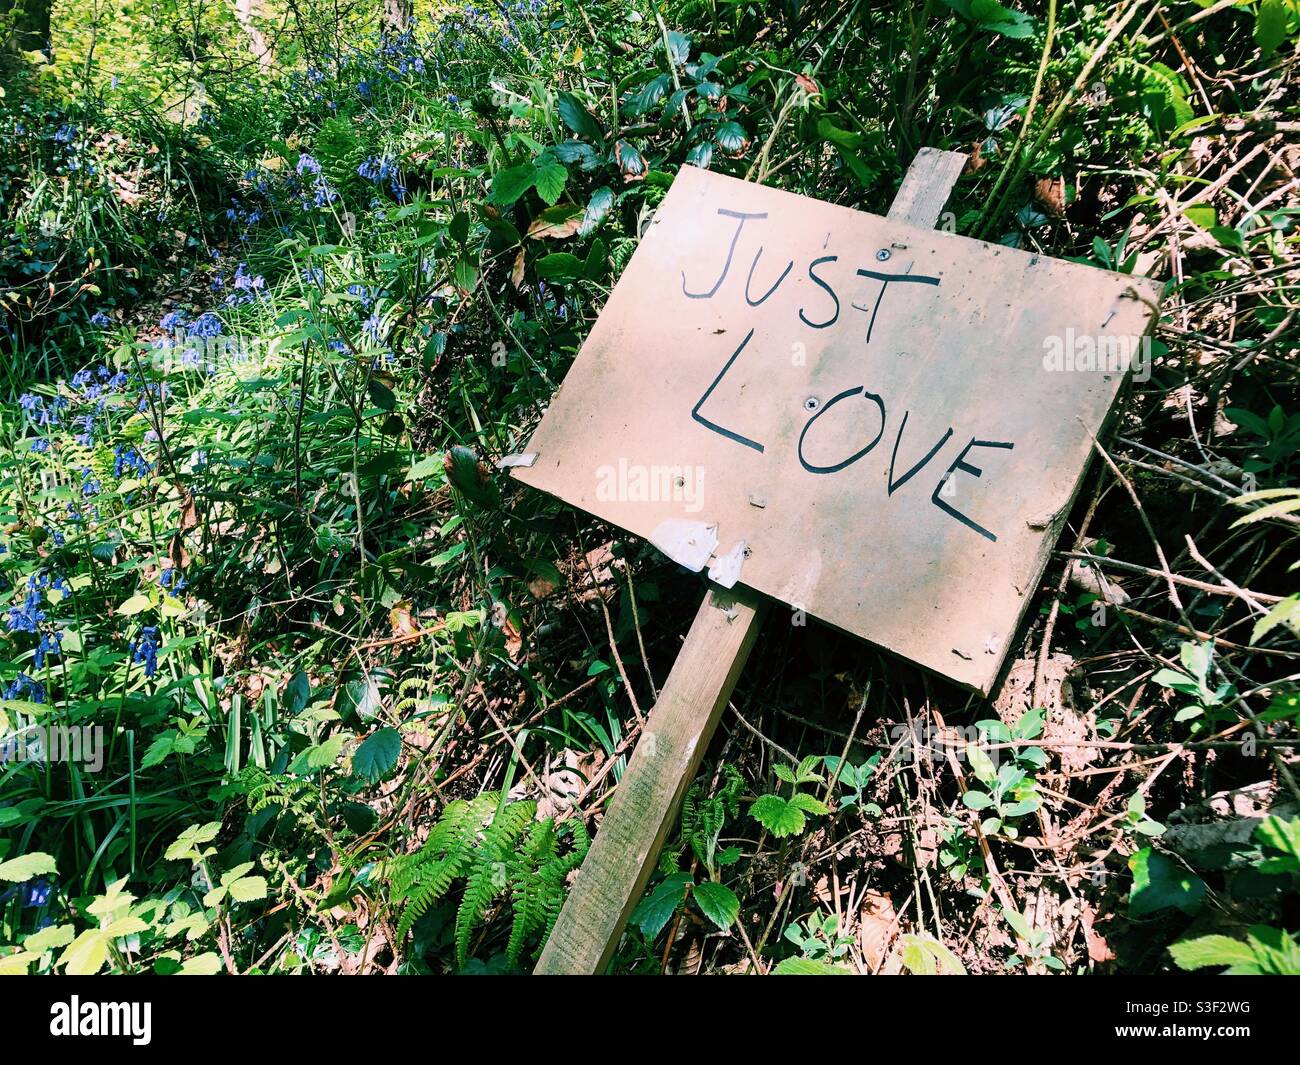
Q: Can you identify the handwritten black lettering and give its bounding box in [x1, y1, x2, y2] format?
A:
[853, 266, 941, 343]
[745, 246, 794, 307]
[931, 438, 1015, 541]
[888, 410, 953, 494]
[691, 328, 765, 452]
[798, 386, 885, 474]
[681, 209, 767, 300]
[798, 255, 841, 329]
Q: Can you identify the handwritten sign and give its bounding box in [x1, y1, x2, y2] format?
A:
[514, 166, 1161, 692]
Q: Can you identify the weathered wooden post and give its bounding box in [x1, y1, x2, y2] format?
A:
[510, 147, 1160, 974]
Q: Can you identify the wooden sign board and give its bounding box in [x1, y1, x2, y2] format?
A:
[514, 165, 1161, 693]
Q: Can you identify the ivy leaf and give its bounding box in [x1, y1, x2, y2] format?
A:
[691, 881, 739, 930]
[352, 727, 402, 783]
[1128, 848, 1206, 916]
[556, 91, 603, 141]
[630, 872, 692, 938]
[750, 794, 805, 838]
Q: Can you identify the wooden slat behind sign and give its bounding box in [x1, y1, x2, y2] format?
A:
[515, 165, 1162, 692]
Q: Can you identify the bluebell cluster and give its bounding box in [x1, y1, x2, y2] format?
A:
[19, 392, 69, 428]
[131, 625, 160, 678]
[1, 673, 45, 704]
[5, 571, 69, 681]
[113, 443, 152, 479]
[357, 155, 407, 202]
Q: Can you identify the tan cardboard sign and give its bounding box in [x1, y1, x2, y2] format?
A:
[513, 165, 1162, 692]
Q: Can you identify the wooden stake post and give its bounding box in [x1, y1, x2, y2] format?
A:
[534, 148, 970, 974]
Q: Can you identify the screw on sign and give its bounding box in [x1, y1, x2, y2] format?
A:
[511, 149, 1163, 974]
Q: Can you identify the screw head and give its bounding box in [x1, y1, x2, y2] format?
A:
[803, 396, 820, 412]
[876, 248, 891, 261]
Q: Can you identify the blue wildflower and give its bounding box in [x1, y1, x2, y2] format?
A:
[131, 626, 160, 678]
[34, 630, 62, 669]
[187, 312, 223, 339]
[2, 673, 45, 703]
[21, 880, 53, 907]
[90, 311, 111, 327]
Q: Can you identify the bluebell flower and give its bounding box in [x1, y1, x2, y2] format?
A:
[34, 630, 62, 669]
[297, 153, 322, 176]
[2, 673, 45, 703]
[90, 311, 111, 327]
[113, 444, 151, 479]
[160, 310, 188, 332]
[187, 312, 223, 339]
[52, 123, 76, 144]
[131, 626, 160, 678]
[29, 438, 49, 453]
[357, 155, 395, 182]
[21, 880, 53, 907]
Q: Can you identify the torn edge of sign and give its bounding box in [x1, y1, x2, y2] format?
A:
[649, 520, 751, 589]
[707, 539, 748, 589]
[649, 518, 718, 572]
[495, 452, 538, 470]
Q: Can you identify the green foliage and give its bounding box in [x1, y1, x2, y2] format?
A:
[0, 0, 1295, 979]
[1128, 848, 1207, 917]
[749, 755, 830, 839]
[386, 793, 587, 968]
[964, 709, 1045, 838]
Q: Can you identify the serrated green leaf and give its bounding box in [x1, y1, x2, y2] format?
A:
[630, 872, 692, 938]
[227, 876, 268, 903]
[532, 161, 567, 206]
[352, 727, 402, 783]
[488, 163, 535, 207]
[1168, 934, 1259, 972]
[59, 929, 109, 975]
[750, 794, 805, 837]
[691, 881, 739, 930]
[0, 852, 57, 883]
